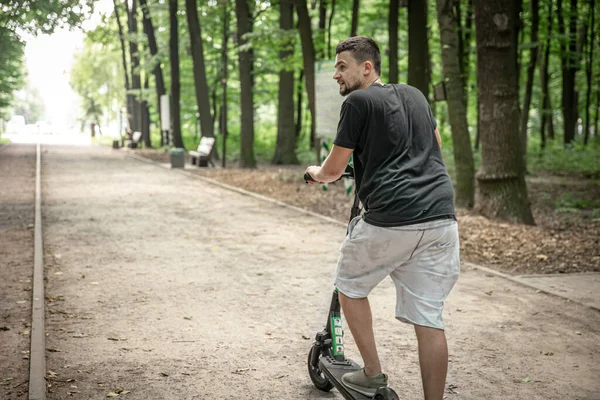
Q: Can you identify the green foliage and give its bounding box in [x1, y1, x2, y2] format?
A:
[0, 27, 25, 119]
[0, 0, 96, 121]
[70, 32, 125, 129]
[527, 140, 600, 177]
[0, 0, 95, 35]
[555, 192, 600, 210]
[11, 85, 45, 123]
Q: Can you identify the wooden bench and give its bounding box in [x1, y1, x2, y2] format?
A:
[189, 136, 215, 167]
[126, 131, 142, 149]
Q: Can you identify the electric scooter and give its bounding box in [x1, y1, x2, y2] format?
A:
[304, 171, 400, 400]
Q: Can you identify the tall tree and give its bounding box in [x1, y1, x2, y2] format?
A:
[583, 0, 595, 145]
[318, 0, 327, 59]
[220, 1, 229, 167]
[388, 0, 399, 83]
[473, 0, 535, 224]
[557, 0, 578, 145]
[350, 0, 359, 36]
[519, 0, 539, 158]
[169, 0, 183, 148]
[235, 0, 256, 167]
[296, 0, 317, 147]
[112, 0, 134, 137]
[185, 0, 217, 159]
[327, 0, 336, 58]
[126, 0, 143, 136]
[539, 0, 555, 146]
[435, 0, 475, 208]
[273, 0, 299, 164]
[408, 0, 430, 98]
[139, 0, 165, 147]
[454, 0, 474, 101]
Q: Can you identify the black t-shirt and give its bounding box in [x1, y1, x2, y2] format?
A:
[333, 83, 456, 227]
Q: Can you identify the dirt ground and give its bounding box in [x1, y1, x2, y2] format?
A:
[1, 144, 599, 400]
[136, 148, 600, 276]
[0, 144, 36, 399]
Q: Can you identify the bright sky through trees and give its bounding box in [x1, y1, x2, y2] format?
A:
[21, 0, 113, 133]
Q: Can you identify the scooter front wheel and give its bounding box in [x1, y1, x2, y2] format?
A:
[307, 345, 334, 392]
[373, 387, 400, 400]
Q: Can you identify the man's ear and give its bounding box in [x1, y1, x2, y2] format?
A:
[363, 60, 373, 76]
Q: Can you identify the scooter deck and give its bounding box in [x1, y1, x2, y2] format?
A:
[319, 356, 373, 400]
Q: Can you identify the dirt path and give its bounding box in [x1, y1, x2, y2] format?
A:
[0, 144, 36, 400]
[3, 144, 599, 399]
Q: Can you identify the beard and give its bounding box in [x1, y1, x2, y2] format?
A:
[338, 80, 361, 96]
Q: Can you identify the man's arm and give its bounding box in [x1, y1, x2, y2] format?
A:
[434, 128, 442, 149]
[305, 145, 354, 183]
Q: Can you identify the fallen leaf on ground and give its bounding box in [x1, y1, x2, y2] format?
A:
[522, 377, 531, 383]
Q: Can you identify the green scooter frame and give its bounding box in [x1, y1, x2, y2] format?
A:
[304, 172, 399, 400]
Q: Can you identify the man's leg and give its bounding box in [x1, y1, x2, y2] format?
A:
[339, 293, 382, 376]
[414, 324, 448, 400]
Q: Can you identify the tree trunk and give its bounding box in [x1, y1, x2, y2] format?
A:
[169, 0, 183, 148]
[295, 69, 304, 138]
[273, 0, 299, 164]
[327, 0, 335, 58]
[139, 0, 165, 146]
[408, 0, 430, 99]
[459, 0, 474, 107]
[519, 0, 539, 160]
[221, 0, 229, 168]
[583, 0, 595, 145]
[141, 75, 151, 147]
[185, 0, 218, 161]
[558, 0, 578, 145]
[388, 0, 399, 83]
[436, 0, 475, 209]
[473, 0, 535, 225]
[350, 0, 359, 36]
[594, 76, 600, 141]
[235, 0, 256, 167]
[318, 0, 326, 59]
[296, 0, 317, 147]
[126, 0, 142, 134]
[112, 0, 134, 138]
[539, 0, 555, 146]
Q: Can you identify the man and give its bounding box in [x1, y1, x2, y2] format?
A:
[304, 36, 460, 400]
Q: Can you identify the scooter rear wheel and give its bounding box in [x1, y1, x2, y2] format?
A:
[307, 345, 334, 392]
[373, 387, 400, 400]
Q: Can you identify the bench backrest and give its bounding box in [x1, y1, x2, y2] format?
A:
[197, 136, 215, 156]
[132, 131, 142, 142]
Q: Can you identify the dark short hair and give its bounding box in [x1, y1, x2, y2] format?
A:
[335, 36, 381, 75]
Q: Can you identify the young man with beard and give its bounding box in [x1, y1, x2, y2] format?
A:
[304, 36, 460, 400]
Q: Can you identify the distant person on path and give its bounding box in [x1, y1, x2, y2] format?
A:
[304, 36, 460, 400]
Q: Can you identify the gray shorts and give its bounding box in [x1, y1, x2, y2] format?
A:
[335, 217, 460, 330]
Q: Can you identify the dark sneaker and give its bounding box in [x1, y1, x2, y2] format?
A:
[341, 368, 388, 397]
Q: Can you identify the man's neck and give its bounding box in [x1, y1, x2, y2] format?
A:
[364, 76, 383, 89]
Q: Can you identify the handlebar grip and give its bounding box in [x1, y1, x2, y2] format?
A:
[304, 172, 316, 183]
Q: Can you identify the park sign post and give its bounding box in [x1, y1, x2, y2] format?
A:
[160, 94, 170, 146]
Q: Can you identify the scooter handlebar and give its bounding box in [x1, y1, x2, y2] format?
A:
[304, 172, 316, 183]
[303, 172, 353, 183]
